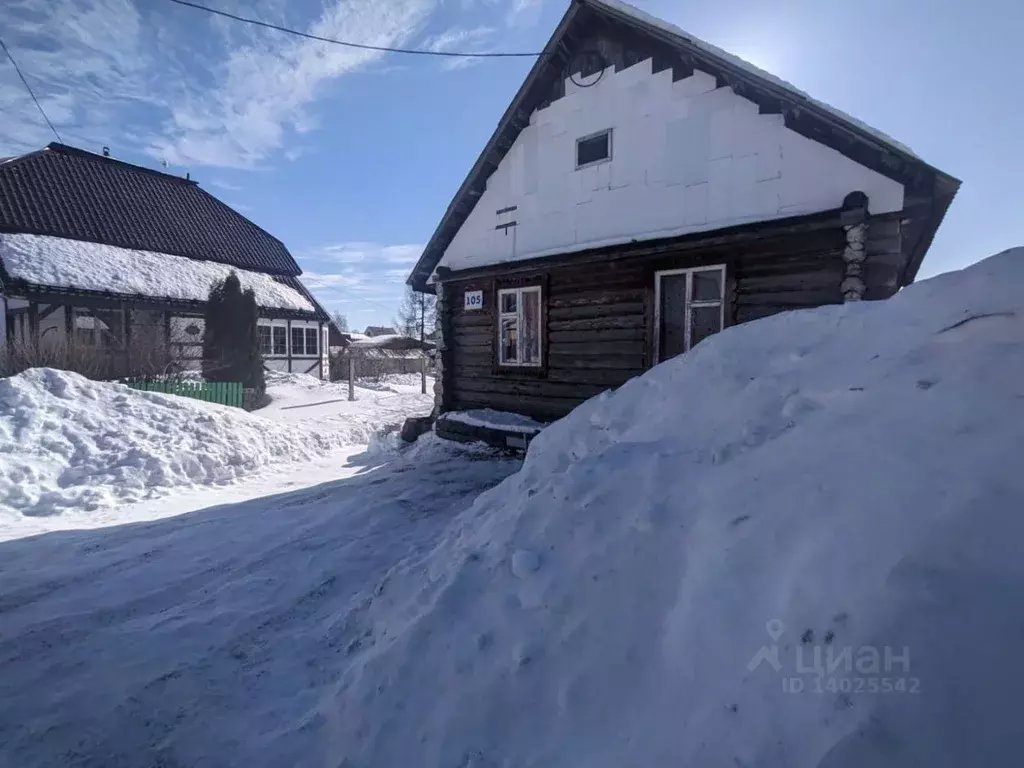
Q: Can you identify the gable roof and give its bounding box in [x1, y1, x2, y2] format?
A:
[0, 143, 300, 276]
[408, 0, 959, 291]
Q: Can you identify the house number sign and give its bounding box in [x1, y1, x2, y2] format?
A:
[464, 290, 483, 310]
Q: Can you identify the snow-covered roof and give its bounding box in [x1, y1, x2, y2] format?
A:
[0, 233, 316, 313]
[348, 334, 408, 347]
[0, 143, 300, 275]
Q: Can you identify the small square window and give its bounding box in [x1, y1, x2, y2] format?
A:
[576, 130, 611, 168]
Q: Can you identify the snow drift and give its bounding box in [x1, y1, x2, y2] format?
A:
[328, 249, 1024, 766]
[0, 369, 347, 518]
[1, 250, 1022, 767]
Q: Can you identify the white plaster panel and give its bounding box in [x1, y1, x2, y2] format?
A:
[437, 59, 904, 273]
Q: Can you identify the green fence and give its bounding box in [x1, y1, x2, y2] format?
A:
[126, 379, 243, 408]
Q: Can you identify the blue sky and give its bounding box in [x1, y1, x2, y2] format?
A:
[2, 0, 1020, 332]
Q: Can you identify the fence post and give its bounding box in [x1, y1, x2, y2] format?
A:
[420, 354, 427, 395]
[348, 356, 355, 402]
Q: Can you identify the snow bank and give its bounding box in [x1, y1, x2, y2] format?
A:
[0, 233, 314, 312]
[329, 248, 1024, 766]
[439, 408, 545, 434]
[260, 370, 434, 443]
[0, 369, 345, 518]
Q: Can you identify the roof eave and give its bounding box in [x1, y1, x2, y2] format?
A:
[900, 171, 962, 286]
[408, 1, 583, 292]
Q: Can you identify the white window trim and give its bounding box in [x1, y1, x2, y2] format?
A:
[653, 264, 726, 364]
[497, 285, 543, 367]
[298, 325, 320, 358]
[575, 128, 613, 170]
[259, 319, 290, 358]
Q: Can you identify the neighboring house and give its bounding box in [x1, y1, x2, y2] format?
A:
[329, 333, 435, 379]
[409, 0, 959, 422]
[0, 143, 330, 379]
[364, 325, 398, 337]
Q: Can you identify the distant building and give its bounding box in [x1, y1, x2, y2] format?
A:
[364, 325, 398, 337]
[0, 143, 332, 379]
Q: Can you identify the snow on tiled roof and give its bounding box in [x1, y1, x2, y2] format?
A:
[0, 143, 300, 275]
[0, 233, 315, 313]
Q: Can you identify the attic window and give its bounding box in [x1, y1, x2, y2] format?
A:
[576, 129, 611, 169]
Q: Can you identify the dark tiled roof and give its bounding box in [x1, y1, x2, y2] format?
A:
[0, 144, 300, 276]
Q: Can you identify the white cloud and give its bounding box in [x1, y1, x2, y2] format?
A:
[304, 242, 423, 266]
[0, 0, 538, 167]
[149, 0, 435, 168]
[296, 241, 422, 326]
[506, 0, 543, 27]
[300, 271, 363, 289]
[423, 25, 498, 71]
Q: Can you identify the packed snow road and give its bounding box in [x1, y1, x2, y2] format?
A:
[0, 436, 521, 768]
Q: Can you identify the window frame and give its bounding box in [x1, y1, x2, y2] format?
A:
[258, 325, 273, 356]
[496, 285, 543, 368]
[272, 326, 287, 356]
[653, 264, 726, 364]
[290, 326, 307, 356]
[304, 326, 319, 357]
[575, 128, 613, 170]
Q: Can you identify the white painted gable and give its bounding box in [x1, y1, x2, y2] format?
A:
[437, 59, 904, 274]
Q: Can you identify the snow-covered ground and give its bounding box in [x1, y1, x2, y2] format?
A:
[0, 370, 433, 538]
[261, 370, 433, 440]
[2, 249, 1023, 766]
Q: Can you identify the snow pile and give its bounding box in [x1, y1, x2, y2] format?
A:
[0, 369, 346, 518]
[439, 408, 546, 434]
[328, 249, 1024, 766]
[260, 370, 433, 442]
[0, 233, 315, 311]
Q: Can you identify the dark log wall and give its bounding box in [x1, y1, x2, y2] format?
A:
[731, 227, 846, 324]
[442, 215, 894, 421]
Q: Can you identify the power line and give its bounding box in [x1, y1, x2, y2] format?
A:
[0, 36, 62, 143]
[161, 0, 548, 58]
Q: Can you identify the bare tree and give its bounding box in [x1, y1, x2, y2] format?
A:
[331, 311, 349, 332]
[395, 285, 436, 341]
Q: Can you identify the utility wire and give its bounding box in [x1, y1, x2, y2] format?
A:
[162, 0, 549, 58]
[0, 36, 62, 143]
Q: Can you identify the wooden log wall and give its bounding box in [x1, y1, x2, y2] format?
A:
[441, 214, 897, 421]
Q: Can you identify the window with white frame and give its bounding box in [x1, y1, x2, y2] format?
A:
[258, 321, 289, 356]
[654, 265, 726, 363]
[576, 129, 612, 168]
[272, 326, 287, 355]
[258, 325, 273, 356]
[497, 286, 542, 367]
[304, 327, 319, 356]
[291, 326, 306, 356]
